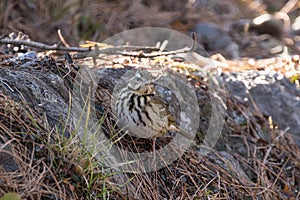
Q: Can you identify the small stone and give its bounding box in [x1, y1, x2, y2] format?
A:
[0, 143, 19, 172]
[292, 55, 299, 62]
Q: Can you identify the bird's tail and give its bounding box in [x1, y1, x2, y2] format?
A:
[169, 124, 195, 140]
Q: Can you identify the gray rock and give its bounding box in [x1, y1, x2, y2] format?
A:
[191, 23, 239, 59]
[249, 13, 289, 40]
[292, 16, 300, 36]
[222, 70, 300, 146]
[0, 68, 69, 130]
[0, 143, 19, 172]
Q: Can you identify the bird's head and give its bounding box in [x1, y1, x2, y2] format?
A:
[127, 71, 155, 94]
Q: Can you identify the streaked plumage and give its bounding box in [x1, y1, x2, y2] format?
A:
[115, 72, 194, 140]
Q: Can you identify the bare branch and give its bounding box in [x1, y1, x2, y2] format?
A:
[0, 33, 197, 59]
[0, 38, 91, 52]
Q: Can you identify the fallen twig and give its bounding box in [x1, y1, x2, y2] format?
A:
[0, 38, 91, 52]
[0, 32, 197, 59]
[57, 29, 70, 47]
[263, 127, 289, 164]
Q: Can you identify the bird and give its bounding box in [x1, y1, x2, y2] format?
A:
[114, 71, 194, 151]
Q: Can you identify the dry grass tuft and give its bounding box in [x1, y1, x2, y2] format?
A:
[0, 94, 122, 199]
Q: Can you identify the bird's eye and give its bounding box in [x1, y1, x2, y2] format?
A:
[135, 77, 142, 82]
